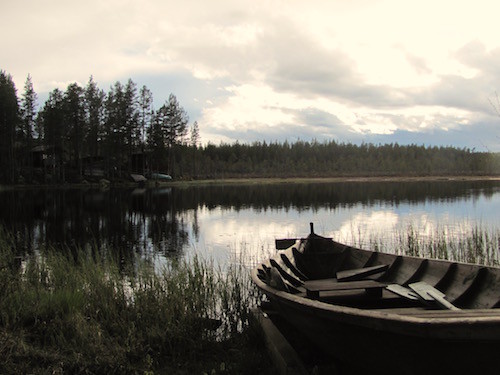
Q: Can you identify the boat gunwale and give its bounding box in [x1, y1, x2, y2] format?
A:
[251, 266, 500, 341]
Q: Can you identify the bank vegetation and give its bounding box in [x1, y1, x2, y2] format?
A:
[0, 228, 273, 374]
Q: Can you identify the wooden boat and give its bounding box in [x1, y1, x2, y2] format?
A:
[251, 223, 500, 375]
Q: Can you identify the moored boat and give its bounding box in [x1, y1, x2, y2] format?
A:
[252, 223, 500, 375]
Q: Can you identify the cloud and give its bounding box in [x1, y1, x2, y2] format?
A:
[405, 52, 433, 76]
[4, 0, 500, 149]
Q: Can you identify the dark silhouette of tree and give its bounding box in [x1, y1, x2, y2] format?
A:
[38, 88, 65, 181]
[190, 121, 200, 177]
[102, 80, 140, 177]
[64, 82, 86, 177]
[0, 71, 19, 183]
[21, 74, 37, 138]
[156, 94, 189, 176]
[21, 74, 39, 181]
[190, 121, 199, 148]
[138, 85, 153, 146]
[123, 79, 139, 170]
[84, 76, 105, 161]
[147, 108, 167, 173]
[138, 85, 153, 174]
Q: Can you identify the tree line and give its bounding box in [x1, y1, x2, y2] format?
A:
[199, 141, 500, 178]
[1, 69, 499, 185]
[0, 70, 198, 184]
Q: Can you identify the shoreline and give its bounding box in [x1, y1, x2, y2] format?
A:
[172, 175, 500, 186]
[1, 174, 500, 191]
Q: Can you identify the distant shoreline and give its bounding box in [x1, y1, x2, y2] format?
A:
[170, 175, 500, 186]
[2, 174, 500, 191]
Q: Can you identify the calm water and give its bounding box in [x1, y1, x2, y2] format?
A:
[2, 180, 500, 267]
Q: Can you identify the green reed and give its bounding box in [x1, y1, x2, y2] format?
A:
[368, 224, 500, 266]
[0, 228, 273, 375]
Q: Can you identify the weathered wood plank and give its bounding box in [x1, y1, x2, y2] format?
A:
[305, 279, 387, 299]
[253, 308, 309, 375]
[373, 307, 500, 318]
[280, 253, 308, 281]
[270, 259, 304, 287]
[336, 264, 389, 282]
[427, 289, 461, 311]
[386, 284, 419, 301]
[409, 281, 460, 310]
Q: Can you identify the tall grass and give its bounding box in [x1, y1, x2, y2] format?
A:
[368, 225, 500, 266]
[4, 223, 498, 373]
[0, 228, 272, 375]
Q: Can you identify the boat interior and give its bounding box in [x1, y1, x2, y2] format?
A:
[256, 230, 500, 316]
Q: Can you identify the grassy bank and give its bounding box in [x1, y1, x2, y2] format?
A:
[2, 174, 500, 191]
[0, 228, 273, 375]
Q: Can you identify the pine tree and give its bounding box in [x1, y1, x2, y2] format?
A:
[138, 85, 153, 174]
[139, 85, 153, 147]
[147, 111, 167, 173]
[0, 71, 19, 183]
[124, 79, 139, 170]
[161, 94, 188, 176]
[64, 83, 86, 177]
[190, 121, 200, 177]
[84, 76, 105, 160]
[190, 121, 200, 148]
[39, 88, 65, 181]
[103, 82, 123, 178]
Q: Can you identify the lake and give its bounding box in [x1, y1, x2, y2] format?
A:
[2, 179, 500, 267]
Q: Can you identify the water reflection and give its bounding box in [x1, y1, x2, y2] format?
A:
[1, 180, 500, 266]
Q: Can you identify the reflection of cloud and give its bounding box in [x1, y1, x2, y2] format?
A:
[183, 187, 500, 266]
[332, 211, 400, 244]
[198, 213, 299, 246]
[330, 208, 484, 253]
[193, 207, 305, 264]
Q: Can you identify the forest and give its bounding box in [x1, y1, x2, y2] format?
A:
[1, 69, 499, 185]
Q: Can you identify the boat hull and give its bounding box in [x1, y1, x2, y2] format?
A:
[258, 277, 500, 375]
[252, 227, 500, 374]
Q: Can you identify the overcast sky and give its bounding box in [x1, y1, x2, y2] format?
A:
[3, 0, 500, 150]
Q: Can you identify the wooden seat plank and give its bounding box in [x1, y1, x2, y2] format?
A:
[304, 279, 387, 299]
[336, 264, 389, 282]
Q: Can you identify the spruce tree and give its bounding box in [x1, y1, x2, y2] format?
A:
[20, 74, 38, 181]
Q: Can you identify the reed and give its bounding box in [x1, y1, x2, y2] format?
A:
[368, 224, 500, 266]
[0, 229, 273, 374]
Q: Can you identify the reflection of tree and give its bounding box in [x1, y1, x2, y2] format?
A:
[169, 180, 500, 212]
[191, 209, 200, 242]
[0, 188, 190, 262]
[146, 188, 189, 255]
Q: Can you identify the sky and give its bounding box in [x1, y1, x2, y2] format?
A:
[3, 0, 500, 150]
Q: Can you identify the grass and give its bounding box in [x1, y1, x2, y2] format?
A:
[0, 228, 273, 375]
[2, 223, 499, 374]
[365, 224, 500, 266]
